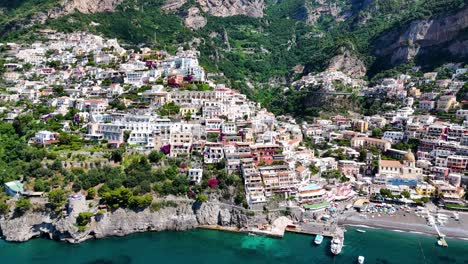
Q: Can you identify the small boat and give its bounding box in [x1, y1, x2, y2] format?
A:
[356, 229, 366, 233]
[248, 232, 257, 236]
[358, 256, 365, 264]
[437, 238, 448, 247]
[330, 238, 343, 255]
[314, 234, 324, 245]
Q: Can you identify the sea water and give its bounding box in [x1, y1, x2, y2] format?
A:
[0, 227, 467, 263]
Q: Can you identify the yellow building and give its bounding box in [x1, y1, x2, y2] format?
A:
[179, 106, 199, 116]
[416, 183, 436, 196]
[437, 95, 458, 112]
[353, 120, 369, 133]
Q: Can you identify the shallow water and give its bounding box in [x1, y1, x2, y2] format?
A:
[0, 226, 467, 263]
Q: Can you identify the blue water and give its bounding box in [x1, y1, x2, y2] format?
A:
[0, 227, 467, 263]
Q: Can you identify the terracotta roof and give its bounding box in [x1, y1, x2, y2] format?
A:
[380, 160, 402, 167]
[296, 166, 306, 172]
[288, 139, 300, 145]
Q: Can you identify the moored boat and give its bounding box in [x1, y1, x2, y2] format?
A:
[314, 234, 324, 245]
[356, 229, 366, 233]
[330, 238, 343, 255]
[358, 256, 365, 264]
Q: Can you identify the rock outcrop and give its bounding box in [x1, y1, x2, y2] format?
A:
[0, 202, 250, 243]
[162, 0, 188, 12]
[184, 7, 208, 30]
[374, 7, 468, 64]
[327, 50, 366, 78]
[305, 0, 342, 25]
[197, 0, 264, 18]
[61, 0, 123, 15]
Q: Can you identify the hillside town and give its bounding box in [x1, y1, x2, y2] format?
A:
[0, 30, 467, 230]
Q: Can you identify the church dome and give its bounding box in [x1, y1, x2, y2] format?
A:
[403, 149, 415, 163]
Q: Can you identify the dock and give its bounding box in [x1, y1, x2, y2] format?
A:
[434, 224, 448, 247]
[286, 222, 343, 238]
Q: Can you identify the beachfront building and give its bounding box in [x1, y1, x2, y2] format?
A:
[297, 183, 327, 204]
[259, 165, 298, 196]
[415, 183, 436, 196]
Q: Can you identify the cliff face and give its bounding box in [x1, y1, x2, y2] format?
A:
[374, 7, 468, 64]
[184, 7, 208, 30]
[327, 50, 367, 78]
[0, 202, 250, 243]
[197, 0, 264, 18]
[61, 0, 123, 14]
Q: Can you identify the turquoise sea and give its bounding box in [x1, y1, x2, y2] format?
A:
[0, 227, 467, 264]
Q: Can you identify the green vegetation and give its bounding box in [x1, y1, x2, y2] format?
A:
[1, 0, 465, 119]
[195, 194, 208, 203]
[158, 102, 180, 116]
[149, 200, 179, 212]
[86, 187, 96, 200]
[0, 199, 9, 215]
[322, 169, 349, 182]
[100, 187, 152, 209]
[48, 189, 67, 211]
[445, 203, 468, 210]
[15, 197, 31, 215]
[77, 211, 94, 226]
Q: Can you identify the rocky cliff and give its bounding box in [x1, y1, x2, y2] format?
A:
[327, 50, 366, 78]
[374, 7, 468, 64]
[61, 0, 123, 15]
[0, 201, 250, 243]
[197, 0, 264, 18]
[184, 7, 208, 30]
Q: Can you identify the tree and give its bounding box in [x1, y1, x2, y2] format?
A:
[371, 128, 383, 138]
[148, 150, 163, 163]
[48, 189, 67, 210]
[34, 179, 47, 192]
[196, 194, 208, 203]
[129, 194, 153, 209]
[15, 197, 31, 214]
[111, 148, 124, 163]
[0, 200, 9, 215]
[58, 132, 73, 145]
[420, 196, 429, 203]
[401, 190, 411, 199]
[207, 132, 218, 142]
[379, 188, 393, 198]
[158, 102, 180, 116]
[101, 78, 112, 86]
[86, 187, 96, 200]
[76, 212, 94, 226]
[308, 164, 320, 175]
[234, 194, 245, 205]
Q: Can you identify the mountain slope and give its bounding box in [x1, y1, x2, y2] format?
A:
[1, 0, 466, 91]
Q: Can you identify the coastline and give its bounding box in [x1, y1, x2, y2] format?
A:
[339, 213, 468, 240]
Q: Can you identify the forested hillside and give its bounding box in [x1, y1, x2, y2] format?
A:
[1, 0, 467, 116]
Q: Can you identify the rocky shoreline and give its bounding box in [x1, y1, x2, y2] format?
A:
[0, 201, 256, 244]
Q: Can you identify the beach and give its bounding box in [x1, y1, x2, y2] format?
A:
[338, 208, 468, 239]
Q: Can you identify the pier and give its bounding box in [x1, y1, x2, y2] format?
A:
[434, 224, 448, 247]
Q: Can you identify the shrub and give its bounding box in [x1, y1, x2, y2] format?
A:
[15, 197, 31, 214]
[76, 212, 94, 226]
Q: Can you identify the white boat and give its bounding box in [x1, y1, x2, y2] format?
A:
[330, 238, 343, 255]
[358, 256, 365, 264]
[356, 229, 366, 233]
[314, 234, 324, 245]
